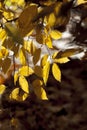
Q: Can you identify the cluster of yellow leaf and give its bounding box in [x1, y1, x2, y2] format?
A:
[0, 0, 84, 101]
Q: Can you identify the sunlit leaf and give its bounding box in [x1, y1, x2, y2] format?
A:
[41, 54, 48, 67]
[19, 66, 34, 77]
[52, 51, 59, 59]
[52, 63, 61, 82]
[24, 41, 36, 55]
[34, 65, 43, 77]
[44, 35, 53, 48]
[43, 61, 50, 85]
[19, 47, 26, 65]
[32, 79, 48, 100]
[3, 11, 14, 21]
[14, 72, 19, 85]
[33, 48, 41, 65]
[77, 0, 87, 5]
[47, 13, 56, 27]
[9, 87, 28, 101]
[19, 75, 29, 93]
[5, 22, 23, 44]
[54, 57, 70, 63]
[9, 88, 20, 101]
[0, 29, 7, 44]
[0, 84, 6, 94]
[50, 30, 62, 40]
[0, 46, 9, 59]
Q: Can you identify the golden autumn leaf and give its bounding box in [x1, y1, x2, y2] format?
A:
[54, 57, 70, 63]
[19, 76, 29, 93]
[24, 41, 36, 55]
[9, 88, 28, 101]
[41, 54, 48, 67]
[3, 11, 14, 21]
[0, 84, 6, 94]
[5, 23, 23, 45]
[33, 48, 41, 65]
[0, 29, 7, 44]
[47, 13, 56, 27]
[77, 0, 87, 5]
[19, 66, 34, 77]
[43, 61, 50, 85]
[14, 72, 19, 85]
[44, 35, 53, 48]
[10, 88, 20, 101]
[50, 30, 62, 40]
[19, 47, 26, 65]
[32, 79, 48, 100]
[52, 63, 61, 82]
[0, 46, 9, 59]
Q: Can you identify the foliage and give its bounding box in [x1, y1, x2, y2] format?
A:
[0, 0, 87, 102]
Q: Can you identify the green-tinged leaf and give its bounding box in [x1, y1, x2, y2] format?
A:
[19, 76, 29, 93]
[52, 63, 61, 82]
[33, 48, 41, 65]
[34, 65, 43, 77]
[41, 54, 48, 67]
[32, 79, 48, 100]
[43, 61, 50, 85]
[2, 58, 11, 74]
[5, 23, 23, 44]
[54, 57, 70, 63]
[19, 47, 26, 65]
[18, 5, 38, 36]
[14, 72, 19, 85]
[19, 66, 34, 77]
[0, 84, 6, 94]
[50, 30, 62, 39]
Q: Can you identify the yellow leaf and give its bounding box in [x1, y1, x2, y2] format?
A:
[9, 88, 28, 101]
[24, 41, 36, 55]
[3, 11, 14, 21]
[19, 47, 26, 65]
[0, 84, 6, 94]
[48, 13, 56, 27]
[50, 30, 62, 40]
[54, 57, 70, 63]
[44, 35, 53, 48]
[9, 88, 20, 101]
[77, 0, 87, 5]
[33, 48, 41, 65]
[5, 23, 23, 44]
[19, 76, 29, 93]
[19, 66, 34, 77]
[41, 54, 48, 67]
[0, 46, 9, 59]
[52, 51, 59, 59]
[14, 72, 19, 85]
[32, 79, 48, 100]
[52, 63, 61, 82]
[43, 61, 50, 85]
[0, 29, 7, 44]
[34, 65, 43, 77]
